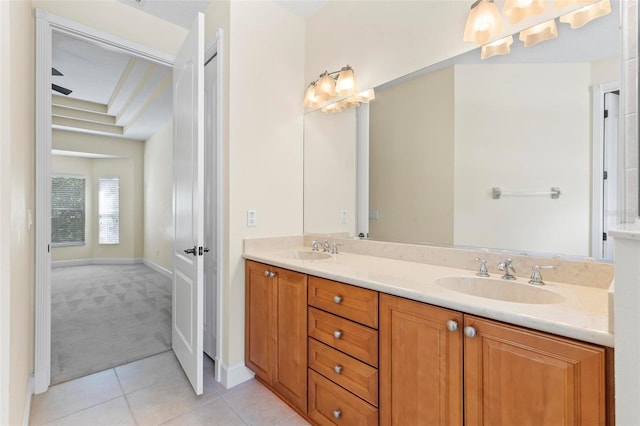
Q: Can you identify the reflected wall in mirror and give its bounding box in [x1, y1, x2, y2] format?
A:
[303, 2, 621, 259]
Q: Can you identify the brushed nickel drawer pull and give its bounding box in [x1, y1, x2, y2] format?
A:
[333, 409, 342, 419]
[333, 295, 343, 304]
[333, 330, 343, 339]
[334, 364, 343, 374]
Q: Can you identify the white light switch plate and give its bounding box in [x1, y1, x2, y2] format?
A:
[247, 209, 257, 227]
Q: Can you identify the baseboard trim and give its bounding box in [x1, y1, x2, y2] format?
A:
[22, 375, 33, 426]
[219, 362, 254, 389]
[51, 258, 143, 268]
[142, 259, 172, 279]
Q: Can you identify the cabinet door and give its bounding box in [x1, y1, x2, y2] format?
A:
[245, 260, 272, 383]
[463, 315, 606, 426]
[272, 267, 308, 413]
[379, 294, 463, 426]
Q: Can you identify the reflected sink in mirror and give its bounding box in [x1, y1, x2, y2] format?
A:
[435, 277, 565, 304]
[286, 251, 332, 260]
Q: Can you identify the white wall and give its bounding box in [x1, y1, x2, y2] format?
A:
[454, 63, 592, 255]
[224, 1, 305, 374]
[369, 67, 455, 245]
[144, 121, 174, 271]
[304, 109, 357, 235]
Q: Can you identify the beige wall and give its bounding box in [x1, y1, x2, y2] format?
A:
[304, 1, 588, 100]
[1, 1, 36, 424]
[224, 1, 305, 370]
[369, 67, 455, 245]
[144, 121, 174, 271]
[591, 55, 621, 85]
[52, 131, 145, 261]
[304, 109, 357, 235]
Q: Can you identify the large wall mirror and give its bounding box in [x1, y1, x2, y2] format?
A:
[304, 2, 621, 260]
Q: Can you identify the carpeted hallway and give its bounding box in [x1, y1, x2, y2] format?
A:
[51, 263, 172, 384]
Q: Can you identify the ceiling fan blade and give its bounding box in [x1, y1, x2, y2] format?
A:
[52, 84, 72, 96]
[52, 67, 63, 76]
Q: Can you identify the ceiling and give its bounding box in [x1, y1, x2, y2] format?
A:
[52, 31, 172, 141]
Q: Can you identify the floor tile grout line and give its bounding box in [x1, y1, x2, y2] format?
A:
[33, 393, 124, 426]
[114, 367, 140, 426]
[219, 391, 251, 426]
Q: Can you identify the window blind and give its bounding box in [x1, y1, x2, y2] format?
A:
[51, 176, 86, 246]
[99, 177, 120, 244]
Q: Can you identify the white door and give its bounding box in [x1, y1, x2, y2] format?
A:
[602, 91, 620, 259]
[203, 54, 217, 359]
[173, 12, 205, 395]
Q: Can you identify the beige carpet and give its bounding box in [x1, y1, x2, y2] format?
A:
[51, 263, 172, 384]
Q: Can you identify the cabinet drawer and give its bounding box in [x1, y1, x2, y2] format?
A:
[308, 369, 378, 426]
[309, 338, 379, 406]
[309, 307, 378, 367]
[309, 277, 378, 328]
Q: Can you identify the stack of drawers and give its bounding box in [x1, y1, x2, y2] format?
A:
[307, 276, 379, 425]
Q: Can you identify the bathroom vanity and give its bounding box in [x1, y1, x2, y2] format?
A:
[243, 237, 614, 425]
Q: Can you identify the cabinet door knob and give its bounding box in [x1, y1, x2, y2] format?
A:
[333, 295, 343, 304]
[264, 270, 270, 277]
[334, 364, 343, 374]
[333, 410, 342, 419]
[446, 320, 458, 332]
[464, 326, 477, 338]
[269, 271, 277, 278]
[333, 330, 343, 339]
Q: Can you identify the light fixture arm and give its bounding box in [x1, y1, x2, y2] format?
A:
[308, 65, 353, 86]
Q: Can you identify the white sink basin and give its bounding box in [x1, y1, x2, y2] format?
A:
[435, 277, 565, 304]
[286, 251, 332, 260]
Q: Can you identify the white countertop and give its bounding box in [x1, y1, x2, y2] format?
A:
[243, 247, 613, 347]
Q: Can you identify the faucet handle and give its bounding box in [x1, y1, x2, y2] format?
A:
[529, 265, 555, 285]
[311, 240, 319, 251]
[332, 242, 343, 254]
[474, 257, 489, 277]
[322, 240, 331, 252]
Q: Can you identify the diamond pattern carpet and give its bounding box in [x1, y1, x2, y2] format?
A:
[51, 264, 172, 384]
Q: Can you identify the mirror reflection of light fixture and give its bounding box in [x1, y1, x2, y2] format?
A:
[481, 35, 514, 59]
[519, 19, 558, 47]
[503, 0, 546, 24]
[463, 0, 504, 45]
[559, 0, 611, 29]
[555, 0, 593, 9]
[320, 89, 376, 114]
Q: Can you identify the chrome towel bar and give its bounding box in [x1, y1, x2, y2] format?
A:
[492, 187, 561, 199]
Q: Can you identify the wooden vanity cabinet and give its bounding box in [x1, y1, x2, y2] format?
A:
[379, 294, 607, 426]
[379, 293, 463, 426]
[245, 260, 308, 413]
[463, 315, 606, 426]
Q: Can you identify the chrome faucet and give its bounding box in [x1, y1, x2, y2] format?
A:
[497, 258, 516, 280]
[322, 240, 331, 253]
[311, 240, 319, 251]
[529, 265, 555, 285]
[474, 257, 489, 277]
[332, 242, 343, 255]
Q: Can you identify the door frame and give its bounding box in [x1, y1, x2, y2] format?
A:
[591, 81, 621, 259]
[34, 9, 224, 393]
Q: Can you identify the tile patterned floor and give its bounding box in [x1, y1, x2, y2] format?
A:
[30, 351, 311, 426]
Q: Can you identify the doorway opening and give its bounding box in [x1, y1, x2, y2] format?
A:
[35, 10, 223, 395]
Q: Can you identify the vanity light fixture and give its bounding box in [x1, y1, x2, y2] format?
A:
[303, 65, 357, 108]
[463, 0, 504, 45]
[481, 35, 514, 59]
[503, 0, 546, 24]
[559, 0, 611, 29]
[519, 19, 558, 47]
